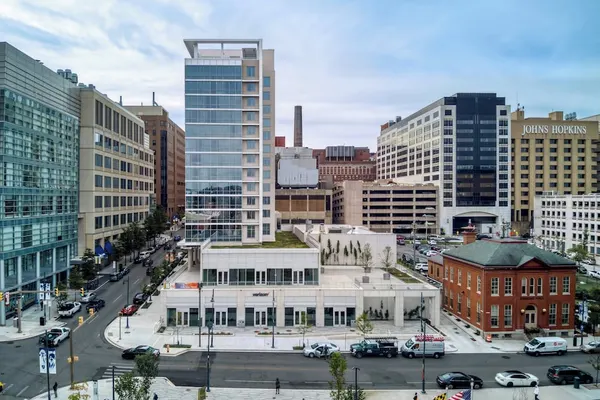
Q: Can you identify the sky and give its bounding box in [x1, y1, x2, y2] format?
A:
[1, 0, 599, 151]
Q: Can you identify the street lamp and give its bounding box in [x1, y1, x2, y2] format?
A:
[470, 377, 474, 397]
[206, 321, 213, 392]
[123, 276, 130, 329]
[210, 289, 215, 348]
[412, 222, 417, 266]
[352, 367, 360, 400]
[420, 292, 426, 395]
[198, 282, 203, 347]
[271, 289, 276, 349]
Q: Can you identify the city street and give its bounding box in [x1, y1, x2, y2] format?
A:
[0, 244, 171, 399]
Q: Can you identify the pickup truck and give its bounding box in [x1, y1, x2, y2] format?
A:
[39, 327, 71, 347]
[350, 339, 399, 359]
[58, 302, 81, 318]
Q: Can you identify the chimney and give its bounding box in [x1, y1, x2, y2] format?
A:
[549, 111, 564, 121]
[294, 105, 303, 147]
[461, 220, 477, 245]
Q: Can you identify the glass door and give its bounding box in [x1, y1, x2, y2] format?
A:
[333, 309, 346, 327]
[293, 271, 304, 285]
[255, 310, 267, 326]
[215, 310, 227, 326]
[294, 309, 307, 325]
[218, 271, 229, 285]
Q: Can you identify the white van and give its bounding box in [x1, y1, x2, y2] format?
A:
[415, 263, 428, 273]
[523, 337, 567, 356]
[401, 335, 445, 359]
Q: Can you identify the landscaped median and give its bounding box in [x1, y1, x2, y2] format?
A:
[389, 267, 422, 283]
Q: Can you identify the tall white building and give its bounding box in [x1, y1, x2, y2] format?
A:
[377, 93, 511, 235]
[183, 39, 276, 244]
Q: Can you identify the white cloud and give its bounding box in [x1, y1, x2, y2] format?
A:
[0, 0, 598, 151]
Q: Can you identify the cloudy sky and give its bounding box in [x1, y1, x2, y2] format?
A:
[1, 0, 599, 150]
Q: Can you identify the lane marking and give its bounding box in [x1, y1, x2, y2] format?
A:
[112, 294, 123, 304]
[95, 279, 110, 292]
[134, 278, 141, 285]
[3, 384, 14, 393]
[16, 386, 29, 397]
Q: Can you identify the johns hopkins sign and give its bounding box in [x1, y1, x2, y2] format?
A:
[522, 125, 587, 135]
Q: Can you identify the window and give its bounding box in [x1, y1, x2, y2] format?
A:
[562, 276, 570, 294]
[561, 303, 569, 325]
[476, 302, 481, 323]
[457, 294, 462, 313]
[521, 278, 527, 295]
[263, 183, 271, 192]
[450, 267, 454, 282]
[246, 225, 255, 239]
[444, 267, 448, 280]
[549, 304, 557, 325]
[263, 105, 271, 114]
[95, 154, 103, 167]
[457, 269, 462, 285]
[94, 196, 103, 209]
[263, 157, 271, 166]
[476, 275, 481, 292]
[504, 277, 512, 295]
[504, 305, 512, 327]
[263, 91, 271, 101]
[467, 298, 471, 318]
[263, 76, 271, 87]
[529, 278, 535, 295]
[263, 130, 271, 140]
[95, 175, 103, 188]
[537, 277, 542, 295]
[262, 223, 270, 235]
[94, 216, 102, 230]
[490, 305, 499, 327]
[246, 66, 256, 77]
[550, 277, 557, 294]
[491, 277, 499, 295]
[467, 272, 471, 289]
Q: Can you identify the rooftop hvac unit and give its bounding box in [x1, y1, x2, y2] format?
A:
[71, 73, 78, 84]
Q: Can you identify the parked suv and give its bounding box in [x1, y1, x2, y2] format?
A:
[547, 365, 593, 385]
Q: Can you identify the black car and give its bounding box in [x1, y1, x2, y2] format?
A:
[86, 299, 106, 312]
[133, 292, 148, 305]
[436, 372, 483, 389]
[164, 244, 172, 251]
[547, 365, 593, 385]
[134, 256, 143, 264]
[122, 345, 160, 360]
[143, 258, 154, 268]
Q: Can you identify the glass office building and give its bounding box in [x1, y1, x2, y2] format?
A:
[183, 39, 276, 244]
[0, 43, 80, 324]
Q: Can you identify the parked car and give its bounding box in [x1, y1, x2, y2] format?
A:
[581, 341, 600, 354]
[415, 263, 428, 273]
[39, 327, 71, 347]
[494, 370, 539, 387]
[147, 246, 157, 254]
[86, 299, 106, 312]
[428, 240, 437, 245]
[80, 292, 97, 303]
[143, 258, 154, 268]
[436, 372, 483, 389]
[303, 342, 340, 358]
[58, 302, 81, 318]
[426, 251, 438, 257]
[120, 304, 139, 316]
[590, 270, 600, 280]
[547, 365, 593, 385]
[578, 265, 588, 274]
[134, 256, 143, 264]
[524, 337, 567, 356]
[174, 235, 182, 242]
[133, 292, 148, 306]
[122, 345, 160, 360]
[164, 244, 172, 251]
[138, 251, 151, 260]
[350, 339, 398, 358]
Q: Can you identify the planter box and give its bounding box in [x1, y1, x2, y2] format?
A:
[362, 276, 370, 283]
[383, 273, 391, 280]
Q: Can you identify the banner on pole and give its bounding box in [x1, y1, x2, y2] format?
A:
[44, 283, 51, 301]
[39, 348, 57, 374]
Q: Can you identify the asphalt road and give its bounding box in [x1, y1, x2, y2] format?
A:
[0, 242, 171, 399]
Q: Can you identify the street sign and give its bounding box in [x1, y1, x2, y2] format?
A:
[39, 348, 57, 374]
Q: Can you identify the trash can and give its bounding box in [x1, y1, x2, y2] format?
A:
[40, 316, 46, 326]
[574, 376, 580, 389]
[12, 317, 18, 327]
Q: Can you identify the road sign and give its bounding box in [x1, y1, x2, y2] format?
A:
[39, 348, 57, 374]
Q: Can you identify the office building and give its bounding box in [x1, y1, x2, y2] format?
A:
[183, 39, 276, 244]
[126, 102, 186, 219]
[533, 193, 600, 258]
[79, 88, 155, 256]
[332, 181, 438, 234]
[511, 109, 599, 230]
[440, 233, 576, 338]
[313, 146, 376, 184]
[377, 93, 511, 235]
[0, 43, 80, 324]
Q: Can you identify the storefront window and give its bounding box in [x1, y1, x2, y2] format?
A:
[227, 307, 237, 327]
[324, 307, 334, 326]
[307, 307, 316, 326]
[346, 307, 356, 327]
[205, 308, 214, 325]
[267, 307, 276, 326]
[285, 307, 294, 326]
[189, 308, 199, 327]
[245, 307, 254, 327]
[167, 308, 176, 327]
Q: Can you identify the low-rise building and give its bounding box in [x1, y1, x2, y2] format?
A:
[313, 146, 376, 183]
[441, 232, 577, 338]
[332, 181, 439, 235]
[275, 188, 332, 225]
[533, 192, 600, 259]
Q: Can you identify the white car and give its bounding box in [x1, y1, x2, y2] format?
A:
[590, 270, 600, 280]
[428, 240, 437, 245]
[426, 251, 438, 257]
[80, 292, 97, 303]
[58, 302, 82, 317]
[303, 342, 340, 358]
[494, 370, 539, 387]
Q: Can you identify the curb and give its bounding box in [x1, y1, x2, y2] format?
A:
[0, 321, 68, 343]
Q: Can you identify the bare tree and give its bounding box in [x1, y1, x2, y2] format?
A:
[296, 311, 312, 347]
[359, 243, 374, 274]
[379, 246, 394, 272]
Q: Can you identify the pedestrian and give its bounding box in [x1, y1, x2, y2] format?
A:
[153, 393, 158, 400]
[53, 381, 58, 398]
[533, 382, 539, 400]
[275, 378, 280, 395]
[0, 381, 4, 393]
[413, 392, 418, 400]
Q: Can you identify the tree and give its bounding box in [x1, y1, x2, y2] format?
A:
[590, 353, 600, 387]
[568, 242, 589, 266]
[80, 248, 97, 281]
[114, 353, 159, 400]
[144, 208, 168, 246]
[117, 225, 135, 261]
[328, 352, 347, 400]
[130, 222, 147, 255]
[68, 266, 85, 290]
[296, 311, 312, 347]
[359, 243, 374, 274]
[355, 312, 373, 337]
[56, 282, 68, 305]
[379, 246, 394, 272]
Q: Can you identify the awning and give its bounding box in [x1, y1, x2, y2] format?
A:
[104, 241, 114, 255]
[94, 245, 106, 257]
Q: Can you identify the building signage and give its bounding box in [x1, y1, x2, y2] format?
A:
[252, 292, 269, 297]
[522, 125, 587, 135]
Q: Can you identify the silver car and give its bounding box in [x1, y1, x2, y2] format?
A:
[303, 342, 340, 358]
[581, 341, 600, 354]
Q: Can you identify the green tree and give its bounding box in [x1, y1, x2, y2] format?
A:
[114, 371, 141, 400]
[80, 248, 97, 281]
[114, 353, 160, 400]
[590, 353, 600, 387]
[359, 243, 374, 274]
[56, 282, 68, 305]
[68, 266, 85, 290]
[144, 208, 168, 246]
[130, 222, 147, 255]
[118, 225, 135, 262]
[379, 246, 394, 272]
[328, 352, 347, 400]
[151, 264, 165, 285]
[355, 312, 373, 337]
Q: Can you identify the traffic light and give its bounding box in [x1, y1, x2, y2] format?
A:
[55, 287, 59, 296]
[89, 308, 95, 316]
[80, 288, 85, 297]
[78, 316, 84, 325]
[0, 292, 3, 302]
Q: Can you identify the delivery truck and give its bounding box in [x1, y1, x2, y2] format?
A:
[401, 334, 445, 359]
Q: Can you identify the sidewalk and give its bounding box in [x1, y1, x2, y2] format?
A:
[0, 302, 66, 342]
[30, 378, 596, 400]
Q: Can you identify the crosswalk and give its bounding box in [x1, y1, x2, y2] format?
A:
[101, 363, 136, 379]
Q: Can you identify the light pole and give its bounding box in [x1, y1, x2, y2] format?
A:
[420, 292, 426, 395]
[198, 282, 203, 347]
[44, 330, 51, 400]
[412, 222, 417, 266]
[470, 377, 474, 398]
[210, 289, 215, 348]
[271, 289, 276, 349]
[352, 367, 360, 400]
[123, 276, 130, 329]
[206, 321, 213, 392]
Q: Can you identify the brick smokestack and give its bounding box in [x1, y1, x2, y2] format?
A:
[293, 105, 303, 147]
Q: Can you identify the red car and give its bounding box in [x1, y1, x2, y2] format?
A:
[120, 304, 139, 316]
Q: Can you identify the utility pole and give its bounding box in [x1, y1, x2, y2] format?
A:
[352, 367, 360, 400]
[123, 276, 130, 329]
[45, 330, 51, 400]
[198, 282, 202, 347]
[420, 292, 426, 395]
[271, 289, 275, 349]
[4, 288, 55, 333]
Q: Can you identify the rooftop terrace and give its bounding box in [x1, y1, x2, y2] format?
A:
[211, 231, 309, 249]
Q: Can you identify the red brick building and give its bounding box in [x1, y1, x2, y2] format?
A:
[438, 233, 577, 338]
[312, 146, 376, 183]
[275, 136, 286, 147]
